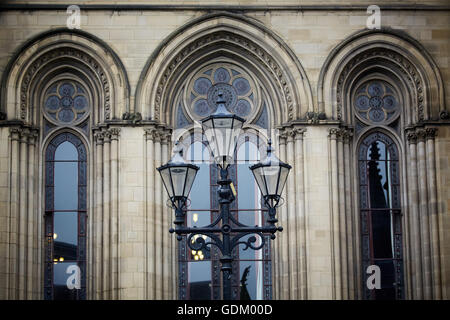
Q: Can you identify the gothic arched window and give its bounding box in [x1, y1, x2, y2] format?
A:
[178, 133, 272, 300]
[44, 132, 87, 300]
[358, 132, 404, 300]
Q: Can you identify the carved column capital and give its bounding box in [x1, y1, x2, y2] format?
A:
[144, 128, 155, 141]
[328, 127, 340, 140]
[293, 128, 307, 140]
[341, 128, 353, 144]
[278, 131, 288, 145]
[108, 127, 121, 141]
[9, 127, 22, 141]
[425, 127, 438, 140]
[406, 129, 417, 144]
[94, 131, 105, 145]
[416, 128, 427, 142]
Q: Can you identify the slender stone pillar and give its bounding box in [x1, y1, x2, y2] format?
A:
[337, 129, 348, 299]
[109, 128, 120, 300]
[94, 131, 104, 299]
[294, 128, 307, 299]
[144, 128, 156, 299]
[416, 129, 432, 299]
[406, 130, 422, 299]
[26, 130, 37, 299]
[278, 131, 289, 299]
[17, 129, 30, 299]
[154, 131, 163, 299]
[342, 129, 355, 299]
[161, 132, 171, 299]
[425, 128, 442, 299]
[286, 129, 298, 299]
[7, 128, 20, 299]
[103, 131, 111, 298]
[328, 128, 341, 299]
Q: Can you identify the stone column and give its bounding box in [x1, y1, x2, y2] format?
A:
[286, 129, 297, 299]
[153, 131, 163, 299]
[26, 130, 37, 299]
[328, 128, 341, 299]
[416, 129, 432, 299]
[6, 127, 39, 300]
[93, 130, 104, 299]
[277, 131, 289, 299]
[103, 131, 111, 298]
[425, 128, 442, 299]
[342, 129, 356, 299]
[18, 128, 29, 299]
[7, 128, 20, 299]
[337, 129, 348, 299]
[109, 128, 121, 300]
[406, 130, 422, 299]
[144, 128, 156, 299]
[161, 132, 171, 299]
[294, 128, 307, 299]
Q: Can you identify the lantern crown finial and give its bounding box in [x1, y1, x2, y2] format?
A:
[214, 90, 231, 116]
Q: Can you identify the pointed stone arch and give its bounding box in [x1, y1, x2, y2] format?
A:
[318, 28, 446, 125]
[0, 28, 130, 125]
[135, 12, 313, 128]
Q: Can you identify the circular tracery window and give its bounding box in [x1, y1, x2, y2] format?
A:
[43, 80, 90, 125]
[185, 64, 259, 121]
[354, 80, 400, 125]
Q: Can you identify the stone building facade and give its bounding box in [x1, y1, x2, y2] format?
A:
[0, 1, 449, 300]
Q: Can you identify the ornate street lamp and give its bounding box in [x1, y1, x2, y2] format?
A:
[157, 143, 199, 228]
[158, 92, 290, 300]
[201, 91, 245, 169]
[250, 139, 292, 228]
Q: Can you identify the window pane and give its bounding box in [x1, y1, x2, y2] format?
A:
[371, 210, 393, 259]
[53, 262, 79, 300]
[54, 162, 78, 210]
[239, 261, 263, 300]
[55, 141, 78, 161]
[53, 212, 78, 261]
[374, 260, 396, 300]
[187, 211, 211, 228]
[237, 164, 258, 209]
[188, 261, 211, 300]
[189, 163, 210, 210]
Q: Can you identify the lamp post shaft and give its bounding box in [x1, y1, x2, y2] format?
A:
[218, 167, 233, 300]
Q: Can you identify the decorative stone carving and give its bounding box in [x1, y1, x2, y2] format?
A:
[21, 47, 111, 121]
[186, 64, 258, 121]
[43, 80, 90, 126]
[353, 80, 400, 125]
[337, 48, 423, 122]
[108, 128, 121, 140]
[156, 32, 296, 121]
[122, 112, 142, 124]
[306, 111, 326, 124]
[439, 110, 449, 120]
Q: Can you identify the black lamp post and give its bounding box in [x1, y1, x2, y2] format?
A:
[158, 92, 291, 300]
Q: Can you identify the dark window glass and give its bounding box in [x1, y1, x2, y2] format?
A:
[44, 133, 87, 300]
[359, 132, 403, 300]
[179, 136, 271, 300]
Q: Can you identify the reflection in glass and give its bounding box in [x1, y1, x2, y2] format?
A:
[55, 141, 78, 160]
[188, 261, 212, 300]
[54, 162, 78, 210]
[359, 133, 403, 300]
[239, 261, 263, 300]
[53, 212, 78, 261]
[53, 262, 78, 300]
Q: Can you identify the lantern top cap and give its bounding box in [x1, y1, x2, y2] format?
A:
[249, 138, 292, 170]
[213, 91, 231, 116]
[157, 141, 199, 171]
